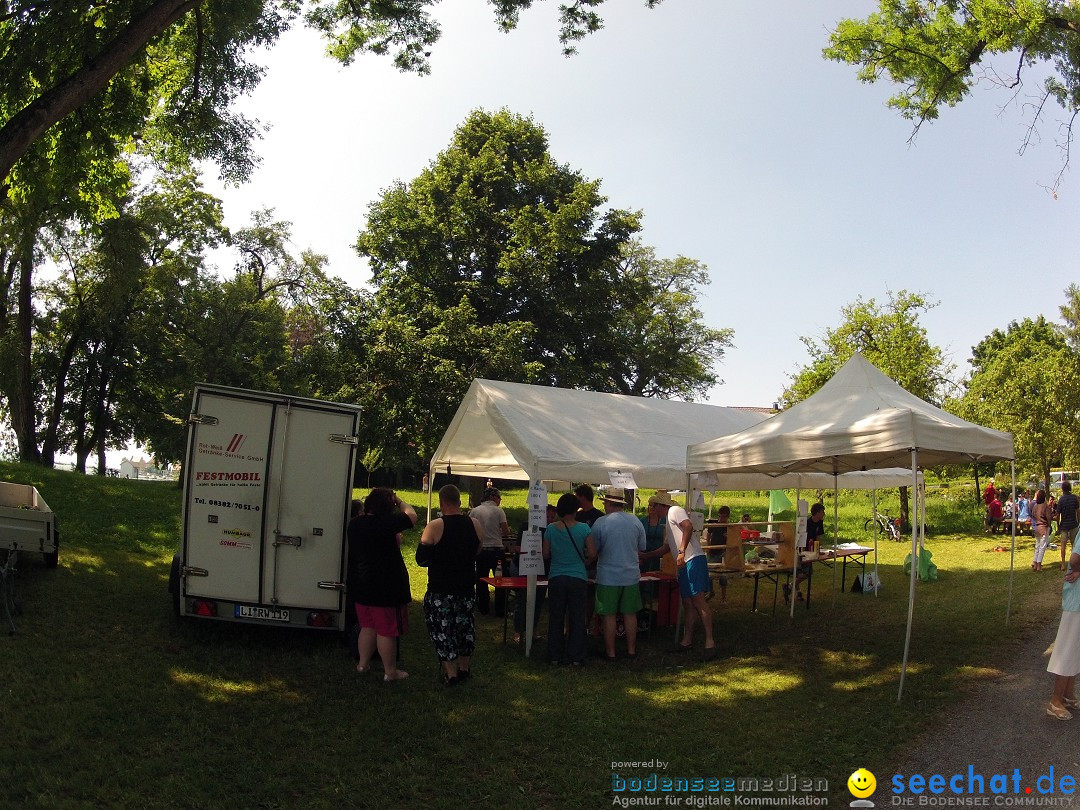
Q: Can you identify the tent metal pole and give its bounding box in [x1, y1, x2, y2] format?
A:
[898, 450, 920, 703]
[832, 470, 839, 607]
[791, 488, 800, 619]
[872, 488, 879, 596]
[1007, 461, 1016, 625]
[425, 461, 435, 523]
[524, 464, 541, 658]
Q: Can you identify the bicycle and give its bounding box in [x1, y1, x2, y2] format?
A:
[864, 510, 902, 541]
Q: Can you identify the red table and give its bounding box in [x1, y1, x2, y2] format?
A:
[480, 572, 679, 644]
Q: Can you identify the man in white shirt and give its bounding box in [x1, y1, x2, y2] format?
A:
[470, 487, 510, 616]
[652, 491, 717, 660]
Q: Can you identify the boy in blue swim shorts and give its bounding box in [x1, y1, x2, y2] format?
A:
[651, 491, 717, 661]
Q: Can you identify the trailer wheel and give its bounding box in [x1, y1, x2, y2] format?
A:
[169, 554, 182, 618]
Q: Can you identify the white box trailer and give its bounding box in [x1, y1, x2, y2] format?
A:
[0, 481, 59, 568]
[170, 384, 361, 630]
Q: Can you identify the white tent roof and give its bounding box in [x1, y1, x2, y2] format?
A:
[430, 379, 768, 490]
[687, 353, 1014, 475]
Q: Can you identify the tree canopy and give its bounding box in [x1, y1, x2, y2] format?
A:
[825, 0, 1080, 188]
[953, 315, 1080, 483]
[355, 108, 731, 460]
[0, 0, 660, 194]
[782, 289, 951, 407]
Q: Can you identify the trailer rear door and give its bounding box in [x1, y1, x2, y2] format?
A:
[181, 387, 359, 621]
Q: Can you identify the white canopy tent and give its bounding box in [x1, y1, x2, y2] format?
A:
[429, 379, 770, 655]
[686, 353, 1015, 701]
[429, 378, 768, 493]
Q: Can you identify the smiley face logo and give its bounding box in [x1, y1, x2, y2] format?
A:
[848, 768, 876, 798]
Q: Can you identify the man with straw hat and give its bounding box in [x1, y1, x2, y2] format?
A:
[591, 488, 646, 661]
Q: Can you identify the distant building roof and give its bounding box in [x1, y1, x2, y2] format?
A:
[730, 405, 777, 415]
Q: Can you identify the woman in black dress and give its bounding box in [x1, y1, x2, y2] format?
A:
[348, 487, 417, 682]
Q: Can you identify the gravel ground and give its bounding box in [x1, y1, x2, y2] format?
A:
[880, 578, 1080, 804]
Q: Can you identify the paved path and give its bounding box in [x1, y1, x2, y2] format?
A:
[886, 585, 1080, 799]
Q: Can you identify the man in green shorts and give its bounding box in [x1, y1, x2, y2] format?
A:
[591, 488, 647, 661]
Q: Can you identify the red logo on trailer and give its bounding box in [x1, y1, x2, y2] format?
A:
[227, 434, 246, 453]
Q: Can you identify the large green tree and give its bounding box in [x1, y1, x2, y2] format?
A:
[358, 108, 641, 391]
[30, 167, 227, 470]
[355, 108, 729, 461]
[782, 290, 951, 408]
[784, 290, 951, 524]
[118, 209, 328, 463]
[825, 0, 1080, 188]
[954, 316, 1080, 485]
[601, 241, 733, 399]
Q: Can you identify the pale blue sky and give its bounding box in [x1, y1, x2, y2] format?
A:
[203, 0, 1079, 408]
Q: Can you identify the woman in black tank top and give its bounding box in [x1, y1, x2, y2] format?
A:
[416, 485, 482, 685]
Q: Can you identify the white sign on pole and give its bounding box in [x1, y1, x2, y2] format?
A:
[527, 481, 548, 528]
[519, 528, 545, 575]
[608, 470, 638, 490]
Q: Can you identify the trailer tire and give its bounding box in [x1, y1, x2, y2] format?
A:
[169, 554, 182, 618]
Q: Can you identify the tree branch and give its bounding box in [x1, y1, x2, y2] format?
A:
[0, 0, 200, 193]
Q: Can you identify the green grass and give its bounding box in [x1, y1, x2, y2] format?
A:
[0, 464, 1059, 808]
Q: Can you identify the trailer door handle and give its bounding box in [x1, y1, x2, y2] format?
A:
[273, 533, 303, 548]
[318, 581, 346, 591]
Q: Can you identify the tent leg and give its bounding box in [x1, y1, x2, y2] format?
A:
[872, 488, 879, 596]
[425, 462, 435, 524]
[525, 576, 536, 656]
[898, 450, 920, 703]
[791, 488, 801, 619]
[1007, 462, 1016, 625]
[831, 471, 838, 607]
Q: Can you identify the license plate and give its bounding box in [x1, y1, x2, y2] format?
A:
[235, 604, 290, 622]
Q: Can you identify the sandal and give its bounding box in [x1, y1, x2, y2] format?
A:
[1047, 702, 1073, 721]
[672, 642, 693, 653]
[702, 646, 718, 662]
[384, 671, 409, 683]
[1064, 697, 1080, 710]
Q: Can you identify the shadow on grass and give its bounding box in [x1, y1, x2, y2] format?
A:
[1, 462, 1064, 809]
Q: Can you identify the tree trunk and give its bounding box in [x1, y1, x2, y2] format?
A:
[74, 446, 89, 474]
[96, 432, 107, 476]
[40, 325, 83, 467]
[899, 485, 910, 530]
[0, 0, 200, 191]
[10, 237, 40, 463]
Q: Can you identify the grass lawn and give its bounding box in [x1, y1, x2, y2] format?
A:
[0, 463, 1060, 809]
